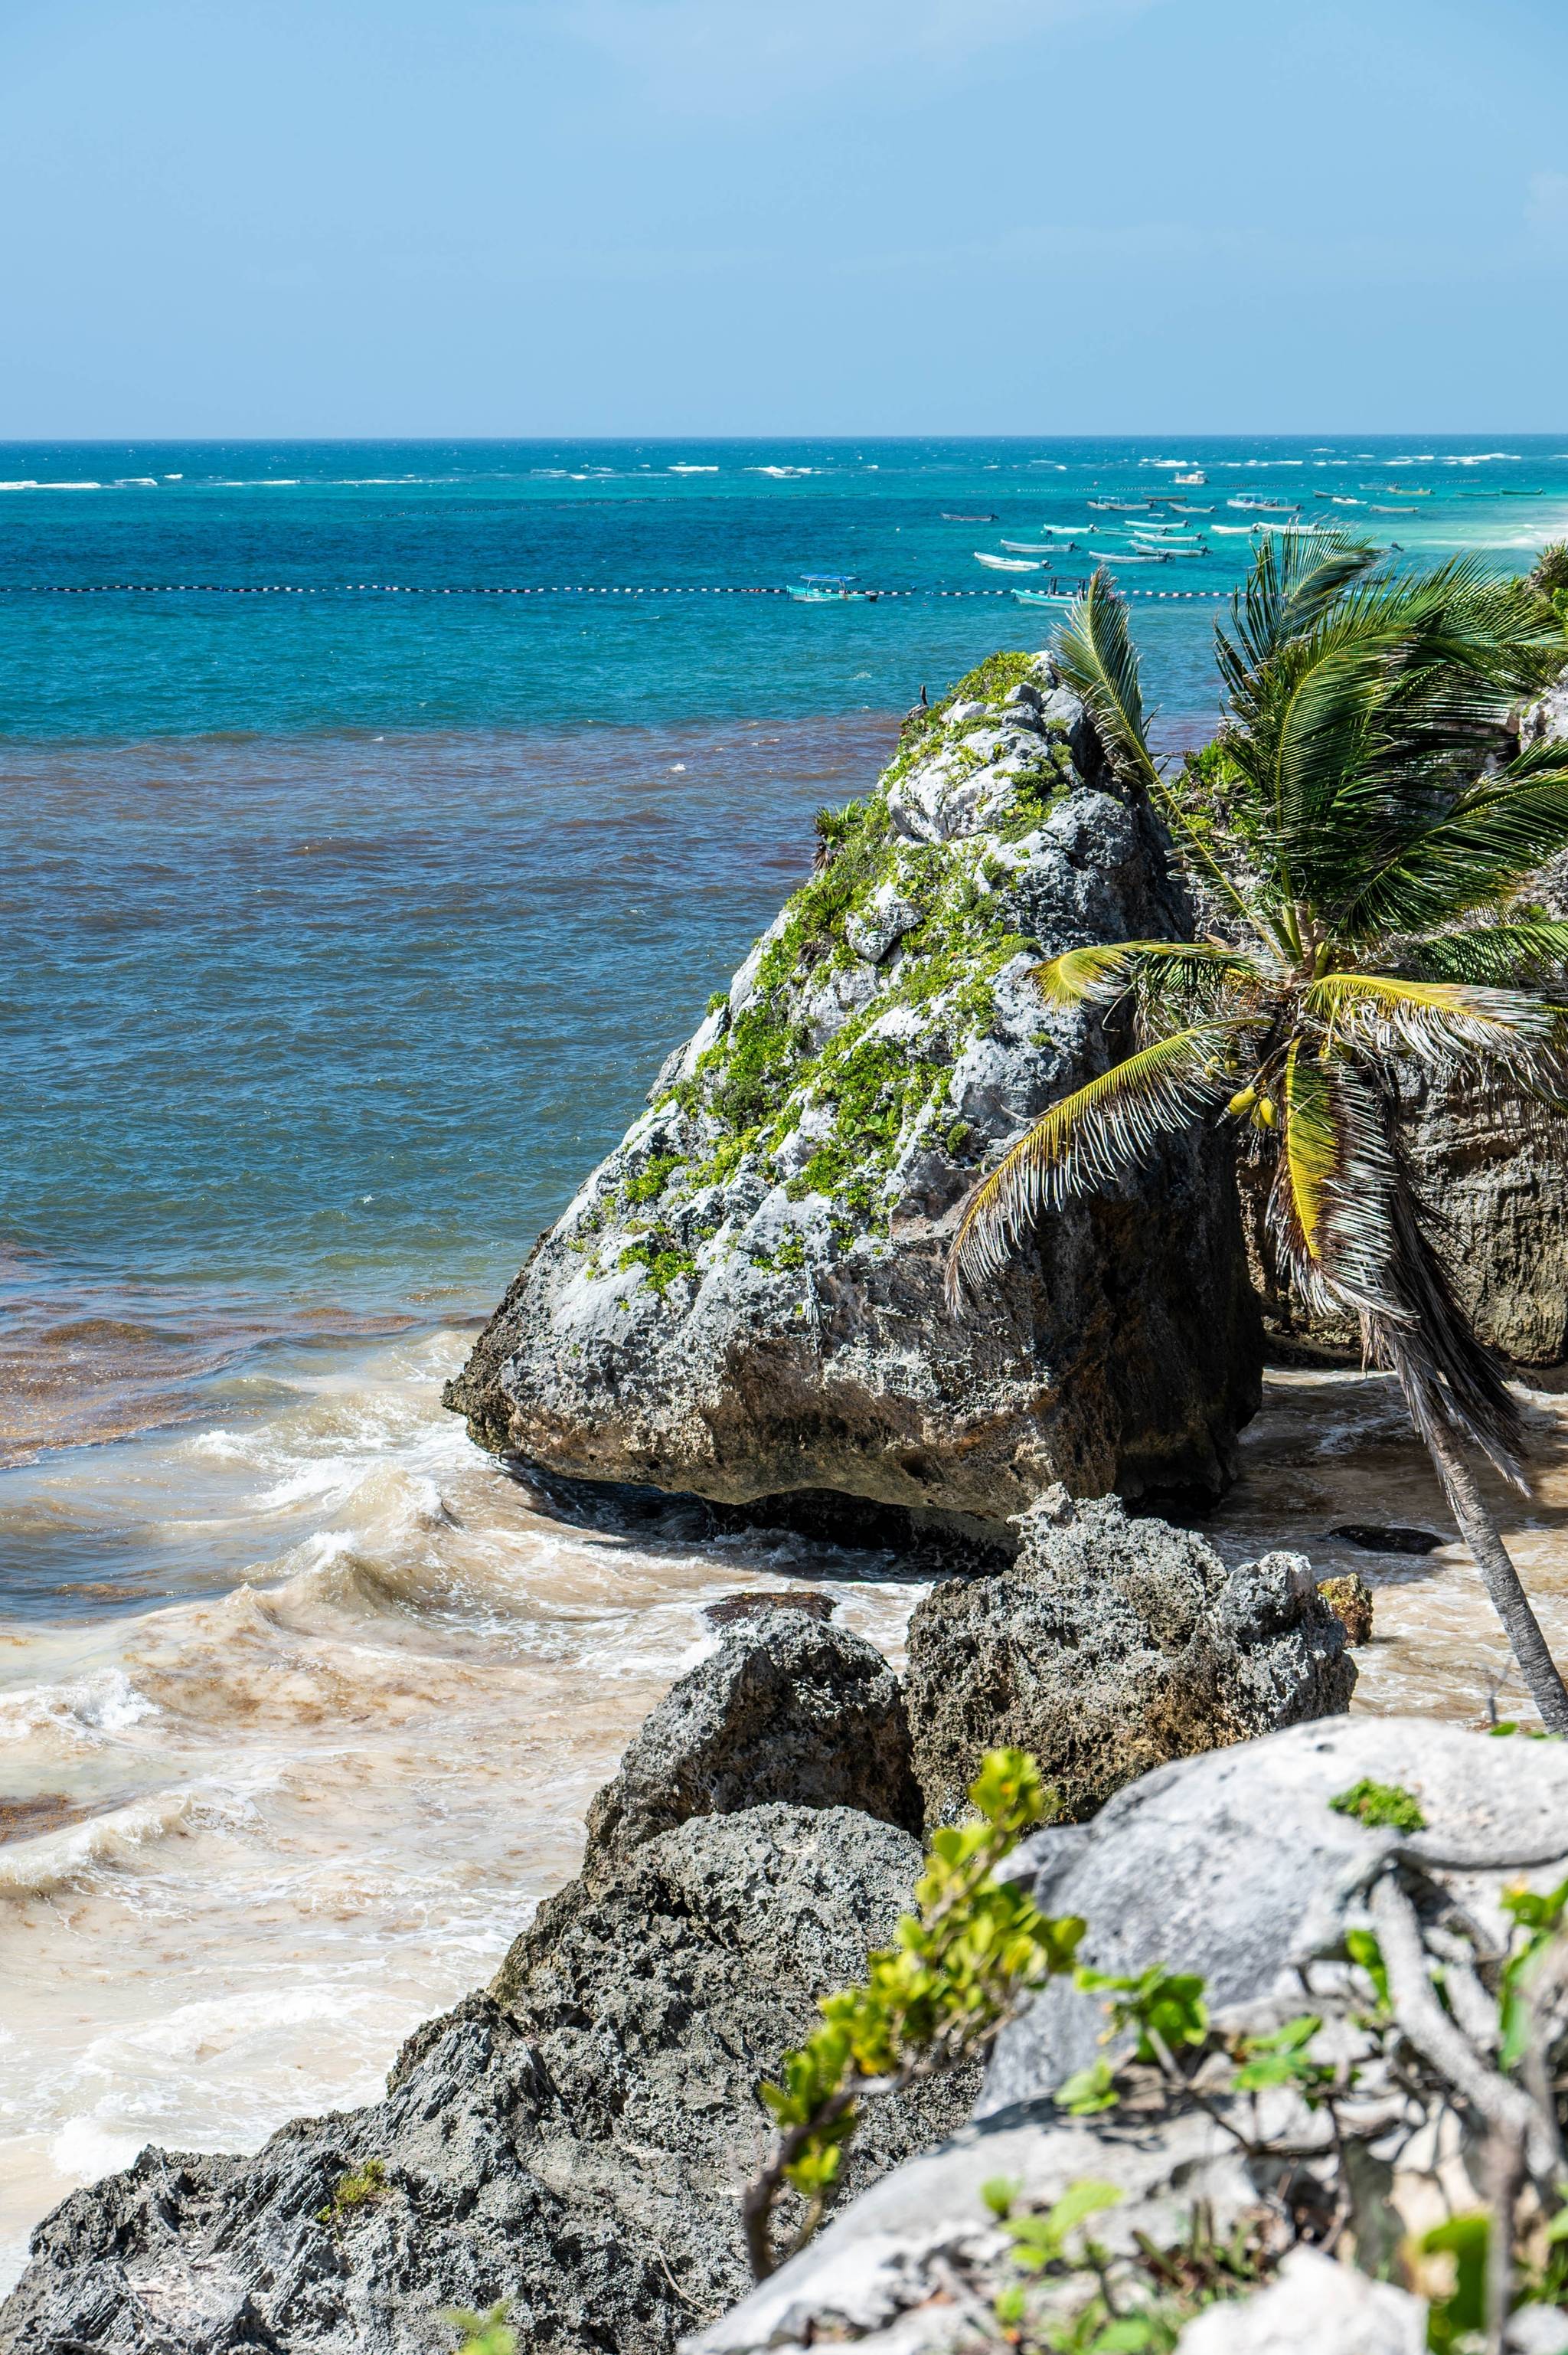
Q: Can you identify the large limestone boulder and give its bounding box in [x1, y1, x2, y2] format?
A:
[1, 1806, 965, 2355]
[583, 1605, 921, 1866]
[447, 656, 1262, 1537]
[903, 1493, 1354, 1825]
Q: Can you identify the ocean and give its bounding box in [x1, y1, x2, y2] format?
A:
[5, 436, 1568, 2286]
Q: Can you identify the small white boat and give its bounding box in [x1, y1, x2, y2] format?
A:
[975, 551, 1041, 571]
[1144, 543, 1208, 559]
[1001, 539, 1076, 554]
[1210, 522, 1259, 535]
[1229, 497, 1295, 512]
[1087, 547, 1167, 564]
[1174, 471, 1207, 486]
[1012, 587, 1078, 607]
[1132, 526, 1202, 541]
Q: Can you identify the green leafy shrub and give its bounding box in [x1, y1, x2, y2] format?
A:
[316, 2157, 387, 2225]
[743, 1748, 1082, 2279]
[1328, 1778, 1426, 1833]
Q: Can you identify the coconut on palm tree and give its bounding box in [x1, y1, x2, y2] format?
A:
[950, 539, 1568, 1731]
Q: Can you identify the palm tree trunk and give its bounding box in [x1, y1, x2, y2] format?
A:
[1423, 1414, 1568, 1735]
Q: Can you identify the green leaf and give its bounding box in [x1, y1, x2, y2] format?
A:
[1057, 2059, 1119, 2115]
[1344, 1927, 1391, 2014]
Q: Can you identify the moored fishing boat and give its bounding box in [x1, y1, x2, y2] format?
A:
[1086, 546, 1168, 563]
[786, 573, 876, 601]
[974, 551, 1040, 571]
[1011, 586, 1079, 606]
[1228, 496, 1295, 511]
[1173, 470, 1207, 485]
[1000, 539, 1078, 554]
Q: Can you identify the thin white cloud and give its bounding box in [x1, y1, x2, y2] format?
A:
[1527, 169, 1568, 242]
[543, 0, 1168, 108]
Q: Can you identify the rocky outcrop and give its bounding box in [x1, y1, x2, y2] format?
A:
[691, 1719, 1568, 2355]
[1, 1805, 967, 2355]
[903, 1493, 1354, 1824]
[582, 1606, 921, 1866]
[446, 653, 1263, 1538]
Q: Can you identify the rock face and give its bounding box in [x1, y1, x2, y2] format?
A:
[1, 1806, 965, 2355]
[692, 1719, 1568, 2355]
[1391, 1059, 1568, 1362]
[903, 1493, 1354, 1824]
[446, 653, 1263, 1537]
[583, 1606, 921, 1866]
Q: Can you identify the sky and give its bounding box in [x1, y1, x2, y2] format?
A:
[5, 0, 1568, 436]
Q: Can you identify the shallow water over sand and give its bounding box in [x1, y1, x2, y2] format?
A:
[5, 1333, 1568, 2285]
[0, 1325, 926, 2286]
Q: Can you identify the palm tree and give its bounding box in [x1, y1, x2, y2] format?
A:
[949, 540, 1568, 1732]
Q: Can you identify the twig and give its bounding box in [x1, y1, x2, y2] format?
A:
[1367, 1876, 1557, 2185]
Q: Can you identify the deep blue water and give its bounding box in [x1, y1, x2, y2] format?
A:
[4, 435, 1565, 1457]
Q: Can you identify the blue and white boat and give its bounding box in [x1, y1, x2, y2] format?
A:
[786, 574, 876, 602]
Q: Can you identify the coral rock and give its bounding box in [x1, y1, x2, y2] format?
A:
[903, 1494, 1354, 1826]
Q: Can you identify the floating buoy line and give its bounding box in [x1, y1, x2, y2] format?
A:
[0, 583, 1229, 602]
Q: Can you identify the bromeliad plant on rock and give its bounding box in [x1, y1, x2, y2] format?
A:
[950, 540, 1568, 1732]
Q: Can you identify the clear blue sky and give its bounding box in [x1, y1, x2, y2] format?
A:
[6, 0, 1567, 436]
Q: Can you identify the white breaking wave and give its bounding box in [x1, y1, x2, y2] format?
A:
[0, 1668, 158, 1748]
[0, 1791, 195, 1901]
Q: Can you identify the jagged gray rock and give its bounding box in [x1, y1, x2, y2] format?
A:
[1, 1805, 967, 2355]
[903, 1493, 1354, 1825]
[446, 653, 1262, 1538]
[582, 1607, 921, 1866]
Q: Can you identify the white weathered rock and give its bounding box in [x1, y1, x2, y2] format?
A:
[688, 2105, 1256, 2355]
[688, 1719, 1568, 2355]
[985, 1716, 1568, 2110]
[1175, 2249, 1425, 2355]
[846, 882, 923, 966]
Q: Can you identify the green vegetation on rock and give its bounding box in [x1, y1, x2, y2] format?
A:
[585, 646, 1072, 1300]
[316, 2157, 387, 2225]
[1328, 1775, 1426, 1832]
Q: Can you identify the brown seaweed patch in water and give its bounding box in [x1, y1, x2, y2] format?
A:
[0, 1791, 121, 1846]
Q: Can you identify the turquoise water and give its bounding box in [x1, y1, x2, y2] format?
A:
[2, 437, 1566, 2278]
[6, 433, 1565, 1377]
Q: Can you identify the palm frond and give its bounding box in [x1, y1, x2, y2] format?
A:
[1056, 571, 1158, 789]
[1264, 1051, 1526, 1483]
[947, 1023, 1243, 1302]
[1032, 940, 1266, 1009]
[1400, 921, 1568, 988]
[1215, 532, 1380, 700]
[1266, 1048, 1403, 1321]
[1305, 972, 1557, 1065]
[1220, 555, 1544, 926]
[1332, 767, 1568, 936]
[1367, 1177, 1526, 1488]
[1277, 1041, 1338, 1264]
